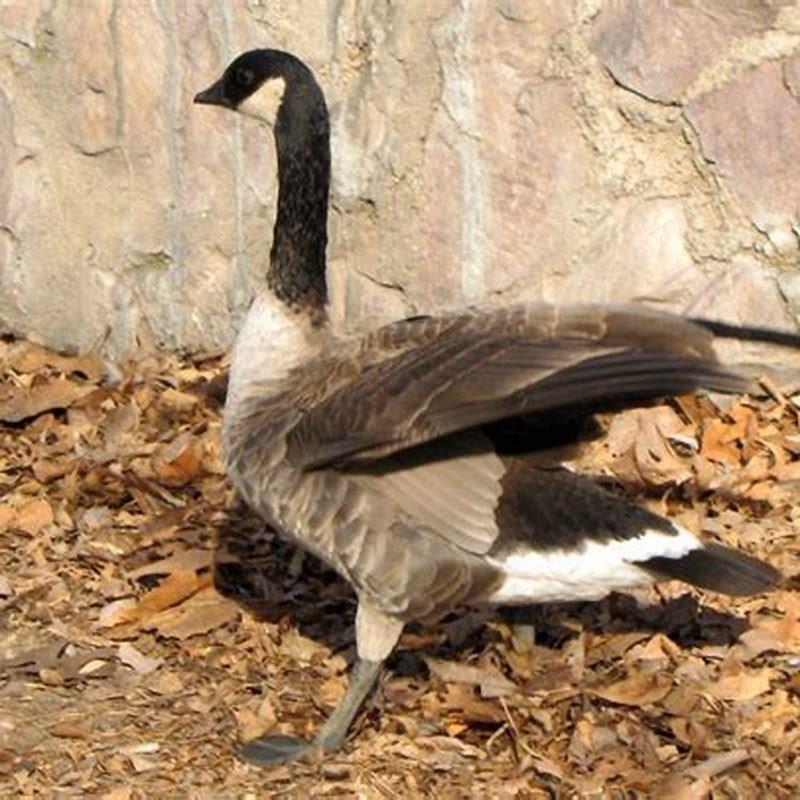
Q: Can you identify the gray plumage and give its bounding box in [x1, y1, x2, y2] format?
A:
[194, 48, 792, 765]
[224, 302, 765, 623]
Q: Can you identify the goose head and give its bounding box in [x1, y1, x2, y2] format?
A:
[194, 49, 330, 311]
[194, 49, 285, 125]
[194, 49, 322, 131]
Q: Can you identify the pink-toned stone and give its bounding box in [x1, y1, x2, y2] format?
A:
[685, 61, 800, 224]
[0, 89, 12, 214]
[592, 0, 792, 103]
[408, 121, 465, 308]
[70, 91, 117, 155]
[328, 256, 411, 334]
[474, 0, 571, 71]
[0, 0, 47, 46]
[414, 0, 584, 306]
[560, 199, 703, 308]
[54, 0, 118, 154]
[0, 89, 11, 290]
[778, 271, 800, 324]
[784, 52, 800, 99]
[482, 78, 591, 296]
[115, 4, 167, 153]
[689, 259, 799, 365]
[474, 2, 582, 298]
[0, 0, 797, 357]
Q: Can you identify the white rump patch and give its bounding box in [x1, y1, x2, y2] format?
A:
[486, 523, 702, 605]
[238, 76, 287, 126]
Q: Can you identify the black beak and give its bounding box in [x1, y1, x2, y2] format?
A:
[194, 79, 231, 108]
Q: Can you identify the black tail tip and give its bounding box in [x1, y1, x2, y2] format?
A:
[641, 542, 780, 597]
[692, 317, 800, 349]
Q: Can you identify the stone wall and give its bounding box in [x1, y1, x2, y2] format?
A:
[1, 1, 799, 356]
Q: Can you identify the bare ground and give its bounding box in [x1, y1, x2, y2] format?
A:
[1, 340, 799, 798]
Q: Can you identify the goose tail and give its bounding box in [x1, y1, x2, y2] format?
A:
[692, 317, 800, 349]
[639, 541, 780, 597]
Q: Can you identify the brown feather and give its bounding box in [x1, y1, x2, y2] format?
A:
[285, 304, 749, 469]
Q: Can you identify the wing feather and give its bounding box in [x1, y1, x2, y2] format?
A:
[350, 430, 504, 554]
[285, 303, 751, 469]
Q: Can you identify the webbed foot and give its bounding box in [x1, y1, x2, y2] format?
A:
[237, 658, 386, 767]
[240, 734, 315, 765]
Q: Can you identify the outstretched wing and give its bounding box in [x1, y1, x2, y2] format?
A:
[286, 303, 751, 469]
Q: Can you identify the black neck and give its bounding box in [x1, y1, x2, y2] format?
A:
[268, 78, 330, 314]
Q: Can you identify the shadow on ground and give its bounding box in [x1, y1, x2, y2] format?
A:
[213, 502, 750, 682]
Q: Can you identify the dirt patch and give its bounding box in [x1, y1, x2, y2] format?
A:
[1, 339, 798, 797]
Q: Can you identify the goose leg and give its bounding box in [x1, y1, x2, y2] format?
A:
[240, 659, 384, 765]
[313, 658, 384, 751]
[239, 602, 404, 766]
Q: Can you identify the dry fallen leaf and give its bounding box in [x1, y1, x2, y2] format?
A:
[236, 695, 278, 741]
[127, 549, 213, 579]
[32, 457, 78, 483]
[133, 570, 205, 621]
[97, 571, 208, 630]
[773, 460, 800, 482]
[730, 627, 782, 663]
[39, 666, 64, 686]
[128, 754, 158, 773]
[439, 683, 506, 724]
[280, 629, 324, 663]
[99, 787, 133, 800]
[424, 656, 517, 698]
[709, 668, 773, 701]
[15, 498, 54, 535]
[48, 721, 91, 739]
[587, 632, 650, 665]
[759, 594, 800, 649]
[117, 643, 162, 676]
[589, 671, 673, 707]
[607, 406, 693, 485]
[0, 378, 92, 423]
[700, 418, 740, 465]
[627, 634, 678, 665]
[654, 774, 711, 800]
[320, 675, 347, 706]
[2, 337, 799, 797]
[142, 587, 239, 639]
[687, 748, 750, 781]
[0, 505, 16, 531]
[146, 671, 183, 695]
[160, 387, 198, 413]
[154, 433, 205, 485]
[97, 598, 139, 629]
[2, 342, 104, 380]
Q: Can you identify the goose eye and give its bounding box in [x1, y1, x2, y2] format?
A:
[235, 68, 255, 87]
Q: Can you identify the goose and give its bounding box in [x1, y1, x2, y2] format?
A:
[194, 48, 799, 765]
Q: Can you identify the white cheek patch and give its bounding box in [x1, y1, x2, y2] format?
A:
[237, 77, 287, 126]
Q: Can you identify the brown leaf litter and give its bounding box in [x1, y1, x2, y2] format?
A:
[1, 337, 799, 798]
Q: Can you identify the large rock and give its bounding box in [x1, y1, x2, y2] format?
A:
[690, 259, 800, 365]
[784, 50, 800, 99]
[0, 87, 12, 295]
[778, 270, 800, 324]
[685, 60, 800, 243]
[0, 0, 797, 356]
[591, 0, 792, 103]
[559, 199, 704, 309]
